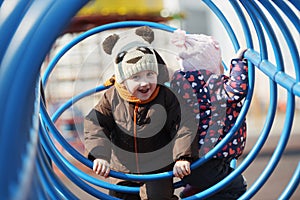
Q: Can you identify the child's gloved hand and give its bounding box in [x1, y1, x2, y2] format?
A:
[173, 160, 191, 179]
[93, 158, 110, 178]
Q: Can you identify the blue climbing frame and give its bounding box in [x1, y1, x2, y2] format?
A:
[0, 1, 299, 199]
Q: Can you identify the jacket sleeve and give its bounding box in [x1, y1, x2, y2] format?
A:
[169, 72, 199, 162]
[84, 91, 114, 162]
[223, 58, 249, 101]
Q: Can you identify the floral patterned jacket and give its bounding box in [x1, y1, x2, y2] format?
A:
[170, 58, 248, 159]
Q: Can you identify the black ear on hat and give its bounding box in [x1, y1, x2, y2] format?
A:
[102, 34, 120, 55]
[135, 26, 154, 44]
[153, 49, 170, 84]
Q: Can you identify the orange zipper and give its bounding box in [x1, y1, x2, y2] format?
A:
[133, 103, 140, 173]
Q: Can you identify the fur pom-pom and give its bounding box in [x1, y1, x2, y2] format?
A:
[171, 29, 187, 48]
[171, 29, 197, 49]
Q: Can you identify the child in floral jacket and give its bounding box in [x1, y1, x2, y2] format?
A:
[170, 29, 248, 199]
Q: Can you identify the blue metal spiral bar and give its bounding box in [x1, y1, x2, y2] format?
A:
[42, 21, 176, 86]
[246, 1, 284, 70]
[235, 0, 267, 59]
[39, 114, 120, 200]
[259, 0, 300, 80]
[0, 0, 88, 199]
[42, 19, 253, 189]
[0, 0, 31, 63]
[238, 1, 298, 198]
[279, 162, 300, 200]
[40, 102, 140, 194]
[202, 0, 240, 51]
[241, 93, 295, 199]
[36, 145, 70, 200]
[37, 140, 78, 200]
[0, 0, 299, 199]
[42, 21, 178, 182]
[272, 0, 300, 33]
[178, 1, 256, 198]
[40, 18, 250, 196]
[289, 0, 300, 12]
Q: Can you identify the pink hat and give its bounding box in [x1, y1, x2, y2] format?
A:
[171, 29, 222, 74]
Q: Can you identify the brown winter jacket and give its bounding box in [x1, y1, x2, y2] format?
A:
[84, 85, 198, 174]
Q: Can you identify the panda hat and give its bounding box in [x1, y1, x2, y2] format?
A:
[102, 26, 169, 84]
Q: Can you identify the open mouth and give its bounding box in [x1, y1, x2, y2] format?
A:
[138, 88, 150, 93]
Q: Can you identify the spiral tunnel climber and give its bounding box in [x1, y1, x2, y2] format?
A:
[0, 1, 299, 199]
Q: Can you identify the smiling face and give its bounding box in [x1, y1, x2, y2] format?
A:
[124, 70, 158, 101]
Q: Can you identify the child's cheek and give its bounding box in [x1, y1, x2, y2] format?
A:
[124, 80, 139, 94]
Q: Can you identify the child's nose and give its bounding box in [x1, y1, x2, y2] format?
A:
[139, 80, 149, 86]
[139, 76, 150, 86]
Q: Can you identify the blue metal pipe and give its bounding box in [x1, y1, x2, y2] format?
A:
[202, 0, 240, 51]
[0, 1, 89, 199]
[288, 0, 300, 11]
[241, 93, 295, 199]
[39, 118, 120, 200]
[279, 162, 300, 200]
[0, 0, 32, 63]
[272, 0, 300, 33]
[244, 0, 284, 71]
[259, 0, 300, 80]
[0, 0, 298, 199]
[179, 1, 255, 198]
[40, 103, 140, 194]
[36, 148, 66, 200]
[42, 21, 176, 86]
[37, 141, 78, 199]
[51, 85, 110, 122]
[238, 0, 267, 60]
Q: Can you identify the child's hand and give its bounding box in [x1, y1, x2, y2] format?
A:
[93, 158, 110, 178]
[173, 160, 191, 179]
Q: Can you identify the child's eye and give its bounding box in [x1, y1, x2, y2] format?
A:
[131, 75, 140, 80]
[147, 72, 156, 77]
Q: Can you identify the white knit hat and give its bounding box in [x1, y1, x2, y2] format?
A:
[114, 46, 158, 83]
[171, 29, 222, 74]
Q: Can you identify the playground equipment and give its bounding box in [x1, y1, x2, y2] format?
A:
[0, 1, 299, 199]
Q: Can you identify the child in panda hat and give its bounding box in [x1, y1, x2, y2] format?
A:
[170, 29, 248, 199]
[84, 26, 198, 200]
